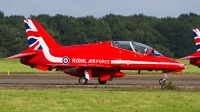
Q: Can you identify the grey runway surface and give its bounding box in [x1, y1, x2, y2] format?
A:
[1, 74, 200, 87]
[0, 79, 200, 86]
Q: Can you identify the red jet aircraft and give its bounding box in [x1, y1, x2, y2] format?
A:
[5, 19, 186, 85]
[180, 28, 200, 67]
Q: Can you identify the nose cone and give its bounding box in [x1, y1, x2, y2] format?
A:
[161, 56, 186, 72]
[174, 59, 186, 69]
[179, 63, 186, 69]
[171, 61, 186, 72]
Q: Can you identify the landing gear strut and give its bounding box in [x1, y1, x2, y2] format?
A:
[159, 71, 167, 85]
[79, 76, 88, 85]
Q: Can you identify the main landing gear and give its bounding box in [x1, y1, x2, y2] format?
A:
[98, 78, 107, 84]
[79, 76, 88, 85]
[78, 76, 107, 85]
[159, 71, 167, 85]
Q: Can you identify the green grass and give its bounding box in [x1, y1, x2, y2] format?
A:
[0, 59, 199, 74]
[0, 90, 199, 112]
[0, 59, 58, 73]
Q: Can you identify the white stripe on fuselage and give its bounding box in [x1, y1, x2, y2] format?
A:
[28, 36, 62, 63]
[111, 60, 183, 66]
[37, 37, 63, 63]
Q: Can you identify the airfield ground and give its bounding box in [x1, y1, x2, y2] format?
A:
[1, 58, 200, 111]
[1, 73, 200, 89]
[1, 73, 200, 112]
[1, 73, 200, 80]
[0, 73, 200, 112]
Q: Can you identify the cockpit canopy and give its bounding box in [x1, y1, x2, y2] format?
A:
[111, 41, 162, 56]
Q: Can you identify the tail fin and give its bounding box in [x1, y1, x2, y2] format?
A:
[180, 28, 200, 60]
[193, 28, 200, 51]
[24, 19, 61, 50]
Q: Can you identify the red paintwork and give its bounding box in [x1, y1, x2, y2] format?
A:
[4, 52, 36, 60]
[180, 51, 200, 67]
[19, 42, 185, 71]
[5, 19, 186, 82]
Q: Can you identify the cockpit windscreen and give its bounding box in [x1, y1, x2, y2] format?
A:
[112, 41, 162, 56]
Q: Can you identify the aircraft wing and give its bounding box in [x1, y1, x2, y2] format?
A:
[4, 52, 37, 60]
[180, 55, 200, 60]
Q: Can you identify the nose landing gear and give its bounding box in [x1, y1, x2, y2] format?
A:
[159, 71, 167, 85]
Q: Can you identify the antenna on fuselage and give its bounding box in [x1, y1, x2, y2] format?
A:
[138, 70, 141, 74]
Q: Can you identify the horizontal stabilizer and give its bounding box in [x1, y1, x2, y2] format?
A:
[4, 52, 37, 60]
[180, 55, 200, 60]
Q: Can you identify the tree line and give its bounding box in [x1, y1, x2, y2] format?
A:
[0, 10, 200, 58]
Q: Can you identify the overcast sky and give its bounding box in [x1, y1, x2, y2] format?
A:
[1, 0, 200, 18]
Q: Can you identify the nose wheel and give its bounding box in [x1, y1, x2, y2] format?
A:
[159, 78, 165, 85]
[159, 71, 167, 85]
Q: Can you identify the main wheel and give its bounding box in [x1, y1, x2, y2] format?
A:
[98, 78, 107, 84]
[79, 76, 88, 85]
[159, 78, 165, 85]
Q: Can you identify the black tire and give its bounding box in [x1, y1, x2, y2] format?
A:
[159, 78, 165, 85]
[98, 78, 107, 84]
[79, 76, 88, 85]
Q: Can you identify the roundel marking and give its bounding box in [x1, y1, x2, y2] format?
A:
[62, 56, 70, 64]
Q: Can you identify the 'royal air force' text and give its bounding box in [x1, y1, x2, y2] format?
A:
[72, 58, 110, 64]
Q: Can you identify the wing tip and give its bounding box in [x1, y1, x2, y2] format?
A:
[179, 55, 200, 60]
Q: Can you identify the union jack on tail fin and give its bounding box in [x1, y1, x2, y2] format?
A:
[180, 28, 200, 60]
[24, 19, 61, 50]
[193, 28, 200, 51]
[5, 19, 62, 60]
